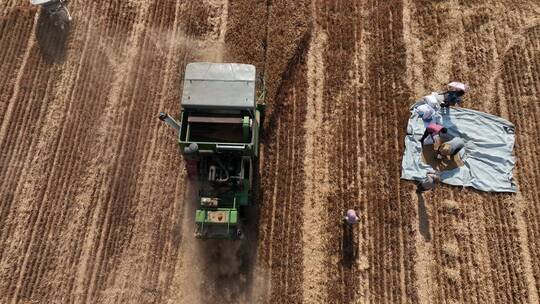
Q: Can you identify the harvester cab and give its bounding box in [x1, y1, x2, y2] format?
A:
[159, 63, 264, 240]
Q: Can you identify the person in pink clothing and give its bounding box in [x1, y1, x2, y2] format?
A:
[344, 209, 359, 225]
[420, 123, 447, 145]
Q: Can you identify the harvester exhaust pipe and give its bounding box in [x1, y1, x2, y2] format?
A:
[158, 112, 181, 132]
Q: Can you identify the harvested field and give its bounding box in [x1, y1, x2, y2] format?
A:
[0, 0, 539, 303]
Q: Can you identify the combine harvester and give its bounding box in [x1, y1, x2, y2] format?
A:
[160, 63, 264, 240]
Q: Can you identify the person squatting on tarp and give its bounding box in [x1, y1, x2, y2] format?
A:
[416, 171, 440, 193]
[420, 123, 448, 145]
[437, 136, 465, 159]
[415, 95, 441, 126]
[423, 94, 440, 111]
[344, 209, 359, 225]
[416, 103, 436, 122]
[441, 90, 464, 107]
[441, 82, 468, 108]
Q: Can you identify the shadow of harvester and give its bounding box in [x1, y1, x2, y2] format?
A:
[36, 9, 70, 63]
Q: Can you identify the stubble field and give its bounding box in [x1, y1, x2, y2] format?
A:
[0, 0, 539, 303]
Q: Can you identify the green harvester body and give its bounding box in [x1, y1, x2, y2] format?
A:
[171, 62, 263, 240]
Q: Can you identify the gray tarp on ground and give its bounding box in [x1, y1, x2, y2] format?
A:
[401, 103, 517, 192]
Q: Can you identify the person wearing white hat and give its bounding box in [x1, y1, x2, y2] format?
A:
[441, 82, 468, 108]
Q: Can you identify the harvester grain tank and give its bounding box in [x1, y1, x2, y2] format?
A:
[159, 62, 264, 240]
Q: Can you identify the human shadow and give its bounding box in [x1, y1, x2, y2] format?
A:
[417, 193, 431, 242]
[341, 222, 358, 268]
[36, 9, 70, 63]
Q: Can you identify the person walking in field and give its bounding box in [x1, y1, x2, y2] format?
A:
[416, 171, 440, 193]
[344, 209, 359, 225]
[420, 123, 448, 145]
[342, 209, 359, 264]
[437, 136, 465, 159]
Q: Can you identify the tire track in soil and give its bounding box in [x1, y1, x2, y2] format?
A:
[352, 0, 371, 300]
[464, 195, 498, 303]
[300, 2, 330, 302]
[348, 1, 371, 302]
[83, 0, 185, 302]
[402, 0, 425, 97]
[404, 2, 539, 304]
[316, 2, 361, 303]
[126, 3, 199, 303]
[260, 118, 280, 301]
[1, 1, 151, 302]
[316, 0, 416, 302]
[460, 193, 497, 303]
[401, 1, 438, 303]
[0, 15, 77, 304]
[78, 0, 187, 301]
[0, 5, 37, 120]
[0, 2, 124, 302]
[462, 6, 540, 302]
[264, 38, 309, 304]
[411, 192, 437, 304]
[57, 1, 149, 301]
[366, 3, 418, 302]
[0, 9, 46, 269]
[0, 9, 39, 150]
[250, 13, 311, 303]
[510, 194, 539, 304]
[232, 1, 310, 302]
[501, 23, 540, 302]
[6, 0, 151, 302]
[121, 0, 187, 302]
[430, 195, 480, 303]
[483, 196, 529, 303]
[360, 0, 417, 302]
[61, 1, 140, 301]
[166, 1, 268, 303]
